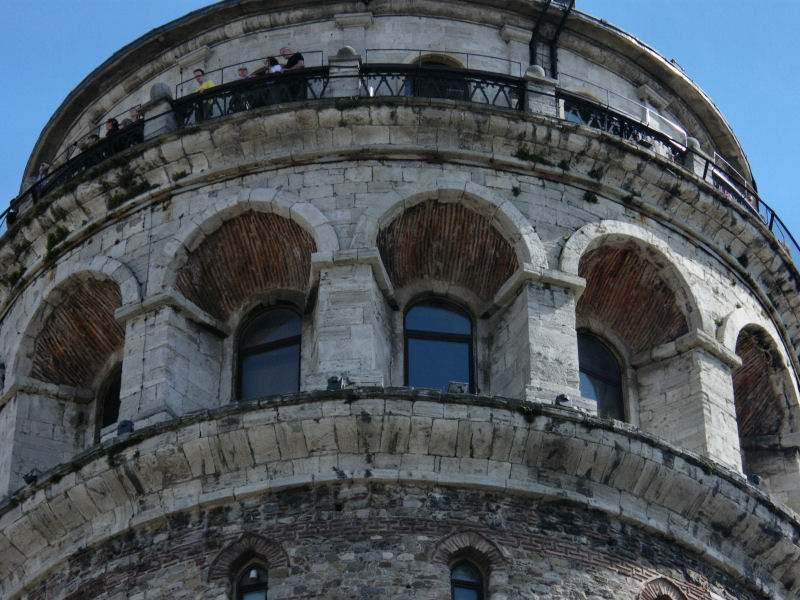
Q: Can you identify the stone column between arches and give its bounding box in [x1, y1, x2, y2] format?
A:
[114, 294, 226, 428]
[634, 332, 743, 472]
[487, 266, 585, 406]
[306, 249, 394, 389]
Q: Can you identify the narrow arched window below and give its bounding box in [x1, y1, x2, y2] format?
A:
[99, 366, 122, 429]
[451, 559, 484, 600]
[238, 308, 301, 400]
[405, 300, 473, 393]
[578, 332, 624, 420]
[235, 563, 268, 600]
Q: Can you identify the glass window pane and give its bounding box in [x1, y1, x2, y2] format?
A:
[578, 334, 620, 378]
[451, 562, 481, 583]
[101, 369, 121, 428]
[240, 344, 300, 400]
[578, 333, 623, 420]
[241, 309, 300, 349]
[407, 338, 469, 392]
[241, 593, 267, 600]
[453, 588, 479, 600]
[406, 303, 471, 335]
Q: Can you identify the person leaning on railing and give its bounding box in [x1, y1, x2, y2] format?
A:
[278, 47, 305, 101]
[121, 106, 142, 128]
[193, 68, 216, 121]
[229, 65, 252, 113]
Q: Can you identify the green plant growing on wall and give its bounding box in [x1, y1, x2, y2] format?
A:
[107, 166, 156, 211]
[513, 144, 553, 166]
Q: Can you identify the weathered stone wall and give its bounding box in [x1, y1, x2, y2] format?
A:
[21, 483, 766, 600]
[0, 392, 792, 600]
[1, 100, 798, 494]
[4, 3, 800, 598]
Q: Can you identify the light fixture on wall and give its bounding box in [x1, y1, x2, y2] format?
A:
[23, 468, 42, 485]
[447, 381, 468, 394]
[554, 394, 571, 407]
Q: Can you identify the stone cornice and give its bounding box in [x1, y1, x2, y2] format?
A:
[0, 389, 796, 599]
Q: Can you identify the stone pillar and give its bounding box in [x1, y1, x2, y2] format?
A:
[685, 137, 711, 181]
[143, 82, 177, 140]
[326, 46, 362, 98]
[486, 266, 585, 406]
[524, 65, 558, 119]
[334, 12, 373, 56]
[745, 447, 800, 511]
[307, 249, 394, 389]
[635, 331, 742, 471]
[115, 293, 226, 429]
[500, 24, 532, 77]
[0, 385, 92, 495]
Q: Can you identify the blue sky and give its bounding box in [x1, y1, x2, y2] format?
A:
[2, 1, 799, 244]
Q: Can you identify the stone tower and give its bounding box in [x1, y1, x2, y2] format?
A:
[1, 1, 799, 599]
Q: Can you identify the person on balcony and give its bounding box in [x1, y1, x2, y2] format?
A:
[279, 47, 304, 71]
[278, 47, 305, 101]
[105, 118, 120, 137]
[193, 68, 216, 121]
[36, 162, 52, 182]
[193, 68, 215, 91]
[229, 65, 251, 113]
[122, 107, 142, 127]
[267, 56, 282, 73]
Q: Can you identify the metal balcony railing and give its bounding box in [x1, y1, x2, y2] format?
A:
[5, 60, 799, 275]
[559, 90, 687, 162]
[172, 67, 330, 127]
[6, 121, 144, 226]
[359, 64, 524, 110]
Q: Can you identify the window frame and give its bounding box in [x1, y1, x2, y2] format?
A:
[577, 330, 625, 421]
[236, 305, 302, 401]
[450, 558, 485, 600]
[233, 560, 269, 600]
[404, 298, 474, 393]
[97, 364, 122, 433]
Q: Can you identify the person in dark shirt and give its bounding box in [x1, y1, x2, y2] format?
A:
[105, 118, 120, 137]
[279, 47, 305, 100]
[280, 47, 304, 71]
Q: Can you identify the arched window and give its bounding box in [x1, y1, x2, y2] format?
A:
[238, 307, 301, 400]
[405, 299, 473, 392]
[578, 332, 624, 420]
[450, 559, 484, 600]
[98, 366, 122, 429]
[235, 562, 268, 600]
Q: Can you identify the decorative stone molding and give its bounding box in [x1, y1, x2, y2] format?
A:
[208, 533, 289, 581]
[433, 531, 508, 571]
[500, 24, 531, 45]
[639, 577, 688, 600]
[334, 12, 373, 29]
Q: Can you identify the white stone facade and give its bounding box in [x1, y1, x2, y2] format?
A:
[1, 1, 799, 599]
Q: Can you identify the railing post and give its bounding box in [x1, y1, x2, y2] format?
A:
[327, 46, 362, 98]
[523, 65, 557, 118]
[143, 83, 177, 140]
[685, 137, 711, 182]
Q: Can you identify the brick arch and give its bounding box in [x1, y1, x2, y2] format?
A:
[208, 533, 289, 581]
[159, 188, 337, 293]
[357, 184, 546, 268]
[433, 531, 508, 571]
[560, 220, 703, 333]
[174, 210, 317, 321]
[639, 577, 687, 600]
[376, 199, 519, 303]
[734, 325, 789, 437]
[576, 243, 689, 355]
[29, 275, 124, 388]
